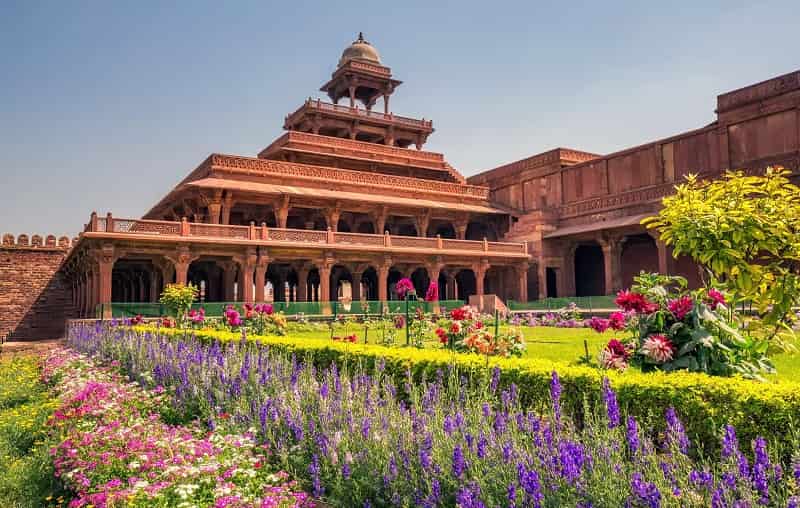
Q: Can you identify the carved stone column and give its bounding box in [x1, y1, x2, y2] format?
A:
[600, 236, 622, 295]
[377, 257, 392, 302]
[254, 252, 270, 303]
[169, 246, 197, 286]
[325, 204, 341, 232]
[296, 265, 310, 302]
[235, 249, 257, 304]
[351, 271, 363, 301]
[454, 214, 469, 240]
[473, 259, 490, 297]
[425, 257, 443, 289]
[275, 195, 290, 229]
[654, 236, 672, 275]
[445, 272, 457, 300]
[373, 205, 388, 235]
[318, 258, 334, 303]
[537, 259, 547, 299]
[221, 192, 234, 225]
[89, 243, 118, 318]
[415, 209, 432, 238]
[515, 263, 529, 302]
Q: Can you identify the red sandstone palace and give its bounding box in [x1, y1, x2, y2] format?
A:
[2, 34, 799, 338]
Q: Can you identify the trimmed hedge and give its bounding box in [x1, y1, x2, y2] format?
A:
[125, 325, 800, 457]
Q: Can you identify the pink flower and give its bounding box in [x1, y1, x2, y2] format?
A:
[641, 334, 675, 363]
[587, 317, 610, 334]
[708, 289, 726, 309]
[615, 290, 659, 314]
[598, 348, 628, 371]
[667, 296, 693, 321]
[425, 281, 439, 302]
[608, 312, 626, 331]
[395, 278, 415, 298]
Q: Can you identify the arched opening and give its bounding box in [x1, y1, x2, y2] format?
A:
[527, 265, 539, 302]
[331, 265, 352, 301]
[361, 267, 378, 300]
[465, 222, 497, 241]
[337, 219, 352, 232]
[410, 267, 429, 297]
[387, 268, 404, 300]
[620, 234, 659, 289]
[431, 222, 456, 239]
[286, 215, 305, 230]
[456, 269, 476, 301]
[546, 267, 558, 298]
[356, 221, 375, 234]
[395, 223, 417, 237]
[574, 244, 605, 296]
[187, 260, 224, 302]
[111, 259, 162, 305]
[307, 268, 321, 301]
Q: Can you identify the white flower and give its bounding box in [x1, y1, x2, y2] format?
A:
[640, 335, 675, 363]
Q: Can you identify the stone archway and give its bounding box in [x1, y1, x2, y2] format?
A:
[331, 265, 353, 301]
[574, 243, 605, 296]
[410, 267, 429, 297]
[187, 260, 224, 302]
[430, 221, 456, 239]
[456, 269, 476, 301]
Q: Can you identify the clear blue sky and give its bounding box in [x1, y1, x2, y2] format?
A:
[1, 0, 798, 237]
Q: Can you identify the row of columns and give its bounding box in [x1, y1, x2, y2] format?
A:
[72, 243, 529, 317]
[194, 193, 484, 240]
[538, 232, 672, 298]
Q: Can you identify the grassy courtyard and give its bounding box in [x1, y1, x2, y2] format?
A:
[301, 323, 800, 381]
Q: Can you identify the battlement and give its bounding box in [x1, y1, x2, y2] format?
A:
[1, 233, 76, 250]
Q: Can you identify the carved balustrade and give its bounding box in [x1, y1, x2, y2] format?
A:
[82, 214, 528, 257]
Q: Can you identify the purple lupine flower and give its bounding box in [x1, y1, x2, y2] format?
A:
[419, 433, 433, 471]
[665, 407, 689, 454]
[452, 445, 467, 479]
[627, 416, 640, 455]
[602, 377, 620, 429]
[630, 472, 662, 508]
[517, 463, 543, 508]
[361, 417, 370, 440]
[689, 469, 714, 489]
[342, 461, 351, 479]
[507, 483, 517, 508]
[752, 436, 770, 503]
[490, 366, 501, 393]
[558, 440, 587, 485]
[477, 433, 488, 459]
[309, 453, 324, 497]
[788, 497, 799, 508]
[443, 415, 456, 436]
[550, 371, 562, 425]
[722, 424, 738, 459]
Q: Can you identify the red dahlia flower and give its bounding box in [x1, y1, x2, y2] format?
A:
[608, 312, 626, 331]
[615, 290, 659, 314]
[707, 289, 726, 309]
[588, 317, 610, 334]
[606, 339, 631, 360]
[667, 296, 693, 321]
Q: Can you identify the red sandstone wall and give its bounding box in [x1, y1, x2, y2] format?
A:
[0, 234, 76, 341]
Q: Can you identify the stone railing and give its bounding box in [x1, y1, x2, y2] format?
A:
[208, 154, 490, 200]
[286, 99, 433, 129]
[83, 213, 528, 257]
[261, 131, 445, 163]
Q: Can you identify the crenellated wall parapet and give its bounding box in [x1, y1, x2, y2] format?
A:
[1, 233, 77, 251]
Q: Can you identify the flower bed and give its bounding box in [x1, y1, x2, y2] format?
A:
[67, 321, 800, 506]
[42, 348, 310, 507]
[75, 321, 800, 460]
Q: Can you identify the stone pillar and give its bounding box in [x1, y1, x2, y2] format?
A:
[296, 266, 309, 302]
[601, 237, 622, 296]
[254, 254, 269, 303]
[219, 261, 237, 301]
[415, 210, 431, 238]
[318, 263, 332, 303]
[351, 271, 363, 301]
[236, 249, 257, 304]
[373, 206, 388, 235]
[537, 260, 547, 299]
[96, 247, 115, 318]
[172, 247, 195, 286]
[325, 207, 341, 232]
[656, 239, 672, 275]
[378, 262, 391, 302]
[455, 217, 469, 240]
[78, 275, 85, 317]
[208, 202, 222, 224]
[221, 192, 234, 225]
[275, 195, 289, 229]
[474, 260, 490, 297]
[86, 269, 96, 318]
[563, 245, 576, 296]
[515, 263, 529, 302]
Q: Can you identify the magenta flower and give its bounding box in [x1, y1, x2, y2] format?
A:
[587, 317, 610, 334]
[708, 289, 726, 309]
[425, 281, 439, 302]
[395, 277, 415, 299]
[667, 296, 693, 321]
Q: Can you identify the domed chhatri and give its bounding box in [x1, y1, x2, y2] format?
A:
[338, 32, 381, 67]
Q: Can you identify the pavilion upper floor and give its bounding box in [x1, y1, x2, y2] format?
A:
[143, 152, 514, 242]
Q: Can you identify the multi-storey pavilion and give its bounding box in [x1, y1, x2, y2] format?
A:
[62, 34, 530, 317]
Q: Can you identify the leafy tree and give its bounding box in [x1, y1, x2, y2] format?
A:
[644, 167, 800, 340]
[159, 283, 198, 328]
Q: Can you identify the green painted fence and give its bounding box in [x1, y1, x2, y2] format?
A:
[507, 296, 617, 312]
[98, 300, 466, 319]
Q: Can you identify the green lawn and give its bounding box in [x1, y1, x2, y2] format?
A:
[294, 323, 800, 382]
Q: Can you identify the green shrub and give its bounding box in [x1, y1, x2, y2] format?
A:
[134, 325, 800, 458]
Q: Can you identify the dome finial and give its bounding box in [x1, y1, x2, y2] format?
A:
[357, 32, 364, 42]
